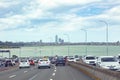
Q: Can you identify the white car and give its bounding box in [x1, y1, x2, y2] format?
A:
[19, 59, 30, 68]
[83, 55, 97, 65]
[96, 56, 120, 70]
[67, 57, 76, 62]
[38, 58, 51, 69]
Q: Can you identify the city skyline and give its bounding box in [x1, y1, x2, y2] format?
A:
[0, 0, 120, 42]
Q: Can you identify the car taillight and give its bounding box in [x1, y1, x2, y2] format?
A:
[38, 62, 41, 64]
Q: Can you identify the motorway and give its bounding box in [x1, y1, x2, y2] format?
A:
[0, 65, 93, 80]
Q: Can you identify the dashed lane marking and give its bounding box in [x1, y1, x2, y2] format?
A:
[9, 75, 16, 78]
[54, 70, 56, 72]
[29, 74, 37, 80]
[50, 79, 53, 80]
[54, 67, 56, 70]
[24, 71, 28, 73]
[52, 73, 55, 76]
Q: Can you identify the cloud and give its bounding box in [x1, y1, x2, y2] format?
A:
[0, 0, 120, 42]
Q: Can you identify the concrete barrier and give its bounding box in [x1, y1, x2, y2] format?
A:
[68, 62, 120, 80]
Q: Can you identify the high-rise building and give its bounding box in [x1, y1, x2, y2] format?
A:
[55, 35, 58, 43]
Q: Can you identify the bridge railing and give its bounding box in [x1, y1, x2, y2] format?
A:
[68, 61, 120, 80]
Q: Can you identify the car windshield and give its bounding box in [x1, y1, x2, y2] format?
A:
[86, 57, 95, 60]
[101, 58, 117, 62]
[69, 58, 74, 60]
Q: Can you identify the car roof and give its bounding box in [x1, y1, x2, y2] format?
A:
[99, 56, 114, 58]
[85, 55, 96, 57]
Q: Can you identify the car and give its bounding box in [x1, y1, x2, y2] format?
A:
[38, 58, 51, 69]
[0, 60, 3, 67]
[74, 55, 80, 61]
[19, 59, 30, 68]
[117, 54, 120, 63]
[67, 57, 76, 62]
[33, 59, 38, 63]
[12, 60, 16, 65]
[51, 58, 56, 64]
[96, 56, 120, 70]
[82, 55, 97, 65]
[55, 57, 66, 66]
[4, 59, 14, 67]
[29, 59, 35, 65]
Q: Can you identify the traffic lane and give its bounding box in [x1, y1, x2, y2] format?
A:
[26, 65, 94, 80]
[53, 65, 94, 80]
[0, 65, 55, 80]
[28, 67, 55, 80]
[0, 64, 94, 80]
[0, 65, 36, 76]
[0, 66, 37, 80]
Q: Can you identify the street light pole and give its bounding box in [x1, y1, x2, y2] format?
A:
[19, 47, 21, 58]
[49, 37, 54, 56]
[99, 20, 108, 56]
[81, 29, 87, 55]
[64, 34, 70, 56]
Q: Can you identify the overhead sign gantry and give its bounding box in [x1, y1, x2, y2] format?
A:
[0, 50, 11, 58]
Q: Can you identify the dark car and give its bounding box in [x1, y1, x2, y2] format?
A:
[5, 59, 13, 67]
[51, 58, 56, 64]
[55, 57, 66, 66]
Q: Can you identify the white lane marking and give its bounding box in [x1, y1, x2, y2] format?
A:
[50, 79, 53, 80]
[54, 67, 56, 70]
[54, 70, 56, 72]
[24, 71, 28, 73]
[29, 74, 37, 80]
[52, 73, 55, 76]
[9, 75, 16, 78]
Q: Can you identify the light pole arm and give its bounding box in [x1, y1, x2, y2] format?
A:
[64, 34, 70, 43]
[81, 29, 87, 55]
[99, 20, 109, 56]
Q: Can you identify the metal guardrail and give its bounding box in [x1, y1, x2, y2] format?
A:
[68, 61, 120, 80]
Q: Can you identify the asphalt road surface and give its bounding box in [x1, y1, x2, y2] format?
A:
[0, 65, 93, 80]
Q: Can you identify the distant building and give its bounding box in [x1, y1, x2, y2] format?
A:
[55, 35, 58, 43]
[58, 38, 64, 44]
[40, 40, 42, 44]
[55, 35, 64, 44]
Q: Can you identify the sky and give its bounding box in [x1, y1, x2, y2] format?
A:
[0, 0, 120, 42]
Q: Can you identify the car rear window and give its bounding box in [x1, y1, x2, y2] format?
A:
[20, 60, 27, 62]
[39, 59, 48, 61]
[58, 57, 64, 60]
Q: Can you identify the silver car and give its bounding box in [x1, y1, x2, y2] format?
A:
[38, 59, 51, 69]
